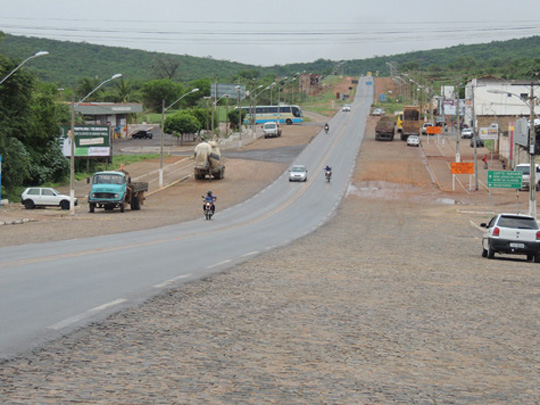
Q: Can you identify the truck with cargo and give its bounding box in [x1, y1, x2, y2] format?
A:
[401, 106, 422, 141]
[88, 171, 148, 213]
[193, 141, 225, 180]
[375, 115, 395, 141]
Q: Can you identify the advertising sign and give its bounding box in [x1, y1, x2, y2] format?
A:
[479, 126, 499, 140]
[487, 170, 522, 189]
[60, 125, 111, 158]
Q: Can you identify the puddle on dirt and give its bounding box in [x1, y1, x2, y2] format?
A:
[348, 181, 455, 205]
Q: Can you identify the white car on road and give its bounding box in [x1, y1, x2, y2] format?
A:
[288, 165, 308, 182]
[406, 135, 420, 147]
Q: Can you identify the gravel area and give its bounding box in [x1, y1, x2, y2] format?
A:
[1, 104, 539, 403]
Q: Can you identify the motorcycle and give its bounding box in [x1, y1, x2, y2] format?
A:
[325, 170, 332, 182]
[202, 198, 215, 220]
[324, 125, 329, 134]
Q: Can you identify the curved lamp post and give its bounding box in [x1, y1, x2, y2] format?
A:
[70, 73, 123, 215]
[0, 51, 49, 86]
[159, 88, 199, 187]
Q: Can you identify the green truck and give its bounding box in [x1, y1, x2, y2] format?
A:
[88, 171, 148, 213]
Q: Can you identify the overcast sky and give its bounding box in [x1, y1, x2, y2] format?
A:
[1, 0, 539, 66]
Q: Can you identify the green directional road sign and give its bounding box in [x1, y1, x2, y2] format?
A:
[487, 170, 523, 189]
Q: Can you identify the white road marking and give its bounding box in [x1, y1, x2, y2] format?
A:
[242, 251, 259, 257]
[153, 273, 192, 288]
[206, 260, 231, 269]
[48, 298, 128, 330]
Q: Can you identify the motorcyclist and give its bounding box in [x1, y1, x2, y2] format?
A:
[324, 165, 332, 180]
[324, 123, 329, 133]
[202, 191, 217, 214]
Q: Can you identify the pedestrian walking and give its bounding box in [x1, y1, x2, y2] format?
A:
[483, 154, 488, 170]
[501, 159, 506, 170]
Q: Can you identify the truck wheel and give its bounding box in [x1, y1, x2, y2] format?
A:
[120, 202, 125, 213]
[60, 200, 70, 210]
[89, 203, 95, 213]
[131, 196, 141, 210]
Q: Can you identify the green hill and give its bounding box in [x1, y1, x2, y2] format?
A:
[2, 33, 540, 85]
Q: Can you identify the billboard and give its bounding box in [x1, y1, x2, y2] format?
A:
[60, 125, 111, 158]
[479, 126, 499, 140]
[514, 117, 529, 147]
[210, 83, 246, 100]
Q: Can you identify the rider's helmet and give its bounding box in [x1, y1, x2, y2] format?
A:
[207, 191, 213, 197]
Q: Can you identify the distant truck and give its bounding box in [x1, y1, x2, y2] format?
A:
[401, 106, 422, 141]
[262, 121, 282, 138]
[193, 141, 225, 180]
[375, 115, 395, 141]
[88, 171, 148, 213]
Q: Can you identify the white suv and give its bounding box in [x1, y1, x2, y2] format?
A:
[21, 187, 77, 210]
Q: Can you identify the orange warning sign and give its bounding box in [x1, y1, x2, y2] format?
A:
[427, 126, 441, 135]
[451, 162, 474, 174]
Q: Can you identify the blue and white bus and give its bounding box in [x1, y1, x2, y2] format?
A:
[241, 104, 303, 125]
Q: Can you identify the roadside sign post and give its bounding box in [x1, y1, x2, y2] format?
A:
[487, 170, 523, 214]
[451, 162, 474, 191]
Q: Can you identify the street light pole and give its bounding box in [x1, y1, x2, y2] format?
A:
[0, 51, 49, 85]
[70, 73, 122, 215]
[159, 88, 200, 187]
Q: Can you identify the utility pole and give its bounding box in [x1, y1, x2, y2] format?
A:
[455, 80, 461, 163]
[528, 82, 536, 218]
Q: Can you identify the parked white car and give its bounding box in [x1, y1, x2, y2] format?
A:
[421, 123, 433, 135]
[514, 163, 540, 191]
[342, 104, 351, 112]
[481, 213, 540, 261]
[21, 187, 77, 210]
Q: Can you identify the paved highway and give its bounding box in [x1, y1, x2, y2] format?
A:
[0, 77, 373, 359]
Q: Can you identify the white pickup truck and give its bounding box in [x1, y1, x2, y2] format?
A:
[514, 163, 540, 191]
